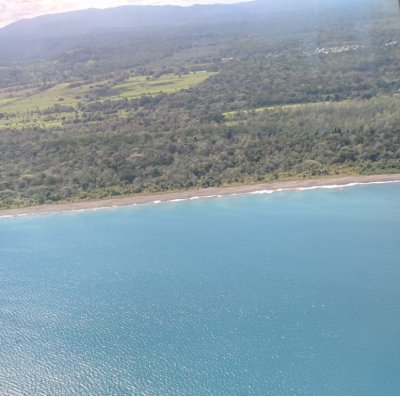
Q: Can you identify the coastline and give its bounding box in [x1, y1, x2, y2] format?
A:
[1, 173, 400, 219]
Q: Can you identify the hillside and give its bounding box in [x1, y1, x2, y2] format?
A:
[0, 0, 399, 208]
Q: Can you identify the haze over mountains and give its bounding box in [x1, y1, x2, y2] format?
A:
[0, 0, 384, 64]
[1, 0, 375, 34]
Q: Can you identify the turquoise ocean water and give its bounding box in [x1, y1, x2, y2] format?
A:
[0, 183, 399, 395]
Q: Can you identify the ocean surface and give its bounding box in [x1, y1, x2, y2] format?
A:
[0, 183, 399, 396]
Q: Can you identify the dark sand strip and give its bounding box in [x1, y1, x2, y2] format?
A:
[1, 174, 399, 218]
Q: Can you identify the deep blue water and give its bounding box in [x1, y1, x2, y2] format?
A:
[0, 183, 399, 395]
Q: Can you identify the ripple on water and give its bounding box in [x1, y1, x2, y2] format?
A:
[0, 184, 399, 395]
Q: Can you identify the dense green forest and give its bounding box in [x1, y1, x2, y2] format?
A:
[0, 0, 399, 208]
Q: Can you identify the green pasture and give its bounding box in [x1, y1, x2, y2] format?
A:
[223, 94, 400, 127]
[0, 71, 214, 129]
[223, 98, 365, 119]
[109, 71, 215, 99]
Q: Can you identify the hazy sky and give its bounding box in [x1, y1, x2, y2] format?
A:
[0, 0, 248, 28]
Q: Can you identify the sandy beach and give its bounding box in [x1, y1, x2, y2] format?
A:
[1, 173, 399, 218]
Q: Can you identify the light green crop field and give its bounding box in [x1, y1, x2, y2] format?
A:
[223, 99, 360, 120]
[0, 71, 215, 129]
[109, 72, 215, 99]
[223, 101, 335, 118]
[223, 94, 400, 126]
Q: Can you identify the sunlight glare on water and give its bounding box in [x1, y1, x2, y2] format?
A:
[0, 184, 399, 395]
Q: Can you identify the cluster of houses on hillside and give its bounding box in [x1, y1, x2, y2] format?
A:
[314, 41, 399, 56]
[314, 44, 362, 55]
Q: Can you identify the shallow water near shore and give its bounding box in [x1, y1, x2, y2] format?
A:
[0, 183, 399, 395]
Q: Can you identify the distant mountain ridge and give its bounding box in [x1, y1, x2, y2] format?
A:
[0, 0, 383, 65]
[0, 0, 369, 38]
[0, 2, 258, 38]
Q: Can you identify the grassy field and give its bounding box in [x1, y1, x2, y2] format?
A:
[223, 100, 354, 119]
[110, 72, 214, 98]
[223, 95, 400, 129]
[222, 101, 345, 126]
[0, 71, 215, 129]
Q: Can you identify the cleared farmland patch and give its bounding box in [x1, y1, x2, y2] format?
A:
[0, 71, 215, 129]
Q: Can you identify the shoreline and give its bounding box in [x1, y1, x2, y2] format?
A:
[1, 173, 400, 219]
